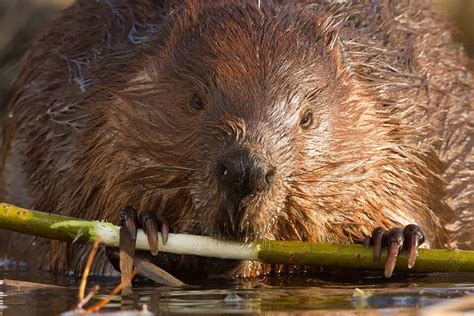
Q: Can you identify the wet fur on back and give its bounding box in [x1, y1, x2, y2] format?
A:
[1, 0, 472, 277]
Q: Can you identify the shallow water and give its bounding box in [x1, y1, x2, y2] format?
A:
[1, 266, 473, 315]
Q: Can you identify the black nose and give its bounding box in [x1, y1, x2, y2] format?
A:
[217, 149, 275, 198]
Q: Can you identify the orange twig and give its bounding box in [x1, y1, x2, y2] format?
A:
[78, 284, 100, 309]
[78, 239, 100, 302]
[85, 268, 138, 313]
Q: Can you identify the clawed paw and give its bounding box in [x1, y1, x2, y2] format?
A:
[363, 224, 425, 278]
[119, 206, 170, 256]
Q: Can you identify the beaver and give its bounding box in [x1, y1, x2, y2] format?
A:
[0, 0, 472, 278]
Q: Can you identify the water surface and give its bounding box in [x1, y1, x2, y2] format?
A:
[1, 266, 473, 315]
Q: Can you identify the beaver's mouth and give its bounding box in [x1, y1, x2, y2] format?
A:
[213, 191, 290, 243]
[215, 193, 249, 240]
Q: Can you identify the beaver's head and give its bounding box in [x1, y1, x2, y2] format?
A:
[118, 2, 390, 245]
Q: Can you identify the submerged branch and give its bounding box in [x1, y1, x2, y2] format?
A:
[1, 202, 473, 274]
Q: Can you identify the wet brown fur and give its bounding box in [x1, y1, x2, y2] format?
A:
[0, 0, 472, 277]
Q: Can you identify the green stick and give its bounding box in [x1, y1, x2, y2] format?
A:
[1, 202, 473, 274]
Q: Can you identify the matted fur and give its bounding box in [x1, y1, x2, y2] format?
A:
[0, 0, 472, 277]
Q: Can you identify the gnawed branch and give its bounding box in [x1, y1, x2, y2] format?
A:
[1, 202, 473, 274]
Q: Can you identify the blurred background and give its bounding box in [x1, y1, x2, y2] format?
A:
[0, 0, 473, 111]
[0, 0, 71, 110]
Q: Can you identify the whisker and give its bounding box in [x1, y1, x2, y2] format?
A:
[284, 178, 342, 184]
[287, 192, 342, 200]
[288, 159, 362, 178]
[115, 185, 194, 203]
[122, 161, 196, 171]
[132, 173, 192, 182]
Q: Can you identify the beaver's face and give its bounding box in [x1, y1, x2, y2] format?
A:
[125, 4, 351, 242]
[149, 4, 357, 243]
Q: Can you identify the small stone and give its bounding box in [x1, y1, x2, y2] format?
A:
[224, 292, 244, 305]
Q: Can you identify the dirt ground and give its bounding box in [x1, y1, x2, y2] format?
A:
[0, 0, 473, 112]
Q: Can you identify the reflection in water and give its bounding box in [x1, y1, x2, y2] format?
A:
[0, 268, 473, 315]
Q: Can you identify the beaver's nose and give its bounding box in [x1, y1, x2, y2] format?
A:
[217, 149, 275, 198]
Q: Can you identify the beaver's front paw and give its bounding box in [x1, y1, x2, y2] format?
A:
[363, 224, 425, 278]
[120, 206, 170, 255]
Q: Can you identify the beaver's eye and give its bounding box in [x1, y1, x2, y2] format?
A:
[191, 94, 204, 110]
[300, 110, 313, 129]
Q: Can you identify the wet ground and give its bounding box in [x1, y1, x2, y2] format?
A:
[1, 265, 473, 315]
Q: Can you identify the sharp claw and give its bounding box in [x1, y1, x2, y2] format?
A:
[140, 213, 159, 256]
[384, 241, 400, 278]
[372, 227, 386, 262]
[403, 224, 425, 269]
[406, 235, 419, 269]
[384, 228, 404, 278]
[159, 216, 170, 245]
[120, 206, 137, 240]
